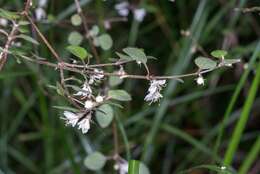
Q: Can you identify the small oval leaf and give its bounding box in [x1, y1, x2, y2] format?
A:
[195, 57, 217, 70]
[95, 104, 114, 128]
[68, 31, 83, 46]
[123, 47, 147, 64]
[71, 14, 82, 26]
[211, 50, 227, 58]
[108, 90, 132, 101]
[84, 152, 106, 171]
[66, 45, 88, 60]
[98, 34, 113, 50]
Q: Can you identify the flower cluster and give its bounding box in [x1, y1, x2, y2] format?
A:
[115, 1, 146, 22]
[61, 111, 91, 134]
[144, 80, 166, 104]
[61, 69, 105, 133]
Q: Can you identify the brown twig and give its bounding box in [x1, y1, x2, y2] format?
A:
[20, 55, 223, 81]
[0, 21, 19, 71]
[74, 0, 100, 63]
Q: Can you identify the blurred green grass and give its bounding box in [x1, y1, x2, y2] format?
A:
[0, 0, 260, 173]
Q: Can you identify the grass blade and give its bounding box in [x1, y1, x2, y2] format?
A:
[128, 160, 140, 174]
[224, 54, 260, 165]
[214, 41, 260, 157]
[238, 136, 260, 174]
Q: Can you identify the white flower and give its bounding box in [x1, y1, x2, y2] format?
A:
[89, 69, 104, 84]
[85, 100, 94, 109]
[74, 82, 92, 97]
[35, 7, 46, 21]
[0, 18, 8, 27]
[220, 166, 226, 170]
[95, 95, 104, 103]
[115, 2, 129, 17]
[114, 159, 128, 174]
[77, 117, 90, 134]
[133, 8, 146, 22]
[144, 80, 166, 103]
[195, 76, 205, 86]
[61, 111, 79, 127]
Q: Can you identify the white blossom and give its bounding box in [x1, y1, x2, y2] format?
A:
[133, 8, 146, 22]
[85, 100, 94, 109]
[114, 159, 128, 174]
[0, 18, 8, 27]
[115, 2, 129, 17]
[95, 95, 104, 103]
[195, 76, 205, 86]
[220, 166, 226, 170]
[74, 82, 92, 97]
[35, 7, 46, 21]
[89, 69, 105, 84]
[61, 111, 79, 127]
[77, 116, 91, 134]
[144, 80, 166, 103]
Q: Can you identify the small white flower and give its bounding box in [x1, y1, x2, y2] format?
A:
[220, 166, 226, 170]
[133, 8, 146, 22]
[144, 80, 166, 103]
[74, 82, 92, 97]
[95, 95, 104, 103]
[195, 75, 205, 86]
[61, 111, 79, 127]
[114, 159, 128, 174]
[85, 100, 94, 109]
[77, 117, 90, 134]
[115, 2, 129, 17]
[89, 69, 105, 84]
[0, 18, 8, 27]
[35, 7, 46, 21]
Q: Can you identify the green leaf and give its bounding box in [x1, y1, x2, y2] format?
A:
[195, 57, 217, 70]
[116, 52, 132, 61]
[128, 160, 139, 174]
[84, 152, 106, 171]
[16, 34, 39, 45]
[97, 34, 113, 50]
[70, 14, 82, 26]
[108, 90, 132, 101]
[56, 82, 64, 96]
[18, 21, 30, 25]
[109, 76, 123, 87]
[0, 8, 19, 20]
[66, 45, 88, 60]
[211, 50, 228, 58]
[95, 104, 114, 128]
[68, 31, 83, 46]
[123, 47, 147, 64]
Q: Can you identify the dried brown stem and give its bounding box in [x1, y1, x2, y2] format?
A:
[0, 22, 19, 71]
[74, 0, 100, 63]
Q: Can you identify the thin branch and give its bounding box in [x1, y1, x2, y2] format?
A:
[25, 14, 63, 62]
[20, 55, 223, 81]
[74, 0, 100, 63]
[0, 22, 19, 71]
